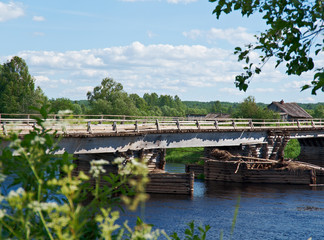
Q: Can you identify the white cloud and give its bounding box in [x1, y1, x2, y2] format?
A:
[283, 80, 312, 89]
[3, 41, 314, 101]
[219, 88, 245, 95]
[183, 27, 255, 46]
[252, 88, 275, 93]
[32, 15, 45, 22]
[12, 42, 241, 99]
[0, 1, 24, 22]
[19, 50, 104, 69]
[301, 97, 315, 103]
[62, 86, 94, 99]
[34, 75, 50, 83]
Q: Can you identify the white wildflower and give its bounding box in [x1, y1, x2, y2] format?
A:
[0, 173, 6, 183]
[93, 159, 109, 165]
[16, 187, 25, 195]
[8, 187, 25, 199]
[40, 202, 58, 211]
[9, 138, 21, 148]
[28, 201, 42, 212]
[130, 159, 147, 169]
[28, 201, 59, 212]
[89, 159, 109, 178]
[12, 147, 25, 156]
[0, 209, 6, 219]
[114, 157, 125, 165]
[31, 136, 46, 145]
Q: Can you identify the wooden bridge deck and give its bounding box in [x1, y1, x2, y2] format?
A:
[1, 114, 324, 136]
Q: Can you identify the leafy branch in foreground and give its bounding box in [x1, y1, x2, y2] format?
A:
[210, 0, 324, 94]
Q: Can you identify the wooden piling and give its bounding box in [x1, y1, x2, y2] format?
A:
[147, 172, 194, 195]
[204, 159, 323, 185]
[185, 164, 204, 178]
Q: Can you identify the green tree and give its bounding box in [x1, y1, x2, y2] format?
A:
[87, 78, 139, 115]
[87, 77, 123, 103]
[49, 98, 82, 115]
[88, 99, 113, 115]
[0, 56, 46, 113]
[210, 0, 324, 94]
[233, 96, 279, 119]
[147, 106, 163, 116]
[143, 93, 159, 107]
[314, 104, 324, 118]
[129, 93, 149, 115]
[211, 101, 223, 113]
[110, 92, 139, 115]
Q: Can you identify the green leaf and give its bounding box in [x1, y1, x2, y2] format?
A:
[301, 84, 311, 91]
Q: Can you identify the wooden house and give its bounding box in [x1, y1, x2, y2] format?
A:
[267, 100, 312, 121]
[205, 113, 231, 119]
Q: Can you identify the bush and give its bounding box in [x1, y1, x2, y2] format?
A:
[284, 139, 301, 159]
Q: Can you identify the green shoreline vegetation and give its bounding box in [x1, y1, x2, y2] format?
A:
[165, 139, 301, 166]
[165, 148, 205, 165]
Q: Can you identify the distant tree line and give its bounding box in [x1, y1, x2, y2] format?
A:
[1, 56, 324, 119]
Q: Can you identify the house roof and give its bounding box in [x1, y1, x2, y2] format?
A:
[205, 113, 231, 119]
[268, 101, 312, 118]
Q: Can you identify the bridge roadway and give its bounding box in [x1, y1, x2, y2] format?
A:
[1, 117, 324, 155]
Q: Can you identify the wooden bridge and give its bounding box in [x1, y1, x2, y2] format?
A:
[1, 114, 324, 156]
[2, 114, 324, 193]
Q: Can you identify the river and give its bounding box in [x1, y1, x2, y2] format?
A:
[120, 163, 324, 239]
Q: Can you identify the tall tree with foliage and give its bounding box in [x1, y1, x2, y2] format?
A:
[233, 96, 279, 119]
[210, 0, 324, 94]
[87, 78, 139, 115]
[49, 98, 82, 115]
[0, 56, 46, 113]
[87, 77, 123, 103]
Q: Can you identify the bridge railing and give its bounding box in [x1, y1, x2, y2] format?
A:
[0, 114, 323, 135]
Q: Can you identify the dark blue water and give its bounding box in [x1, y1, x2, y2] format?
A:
[120, 163, 324, 240]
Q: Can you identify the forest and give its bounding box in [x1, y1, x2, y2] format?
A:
[1, 56, 324, 119]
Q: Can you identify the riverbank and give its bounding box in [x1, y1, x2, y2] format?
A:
[165, 147, 204, 165]
[165, 140, 300, 165]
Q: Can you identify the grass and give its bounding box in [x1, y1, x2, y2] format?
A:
[165, 140, 301, 165]
[165, 147, 204, 165]
[284, 139, 301, 159]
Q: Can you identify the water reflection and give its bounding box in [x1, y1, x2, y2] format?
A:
[165, 163, 185, 173]
[120, 163, 324, 239]
[205, 181, 312, 199]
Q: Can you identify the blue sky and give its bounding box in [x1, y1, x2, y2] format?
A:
[0, 0, 323, 103]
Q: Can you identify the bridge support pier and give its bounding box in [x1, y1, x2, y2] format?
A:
[298, 137, 324, 167]
[204, 131, 290, 160]
[73, 149, 166, 175]
[73, 149, 193, 195]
